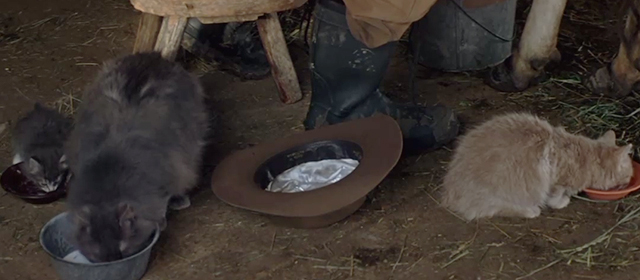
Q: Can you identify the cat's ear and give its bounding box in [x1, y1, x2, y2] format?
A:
[618, 144, 634, 157]
[59, 154, 68, 169]
[598, 130, 617, 145]
[118, 203, 136, 237]
[23, 157, 43, 175]
[73, 206, 91, 232]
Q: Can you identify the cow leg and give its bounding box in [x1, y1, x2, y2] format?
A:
[486, 0, 567, 92]
[588, 1, 640, 98]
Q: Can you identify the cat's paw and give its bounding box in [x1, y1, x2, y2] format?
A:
[169, 195, 191, 210]
[522, 207, 541, 218]
[547, 194, 570, 209]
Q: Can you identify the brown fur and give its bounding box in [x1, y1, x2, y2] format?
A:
[441, 113, 633, 221]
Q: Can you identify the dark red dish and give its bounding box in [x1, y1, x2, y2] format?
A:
[1, 164, 68, 204]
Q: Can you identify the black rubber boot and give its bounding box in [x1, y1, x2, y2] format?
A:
[183, 19, 271, 80]
[304, 0, 460, 153]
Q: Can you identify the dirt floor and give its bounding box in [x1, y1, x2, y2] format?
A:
[2, 0, 640, 279]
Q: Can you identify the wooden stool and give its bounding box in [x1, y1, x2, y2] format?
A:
[130, 0, 307, 104]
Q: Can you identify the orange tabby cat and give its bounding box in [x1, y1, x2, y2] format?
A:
[441, 112, 633, 221]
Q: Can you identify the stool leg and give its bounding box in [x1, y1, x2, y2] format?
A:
[155, 16, 188, 61]
[133, 13, 162, 53]
[256, 12, 303, 104]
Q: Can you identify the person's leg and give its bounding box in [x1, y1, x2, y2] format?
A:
[304, 0, 459, 153]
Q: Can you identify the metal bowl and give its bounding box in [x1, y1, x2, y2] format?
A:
[39, 212, 160, 280]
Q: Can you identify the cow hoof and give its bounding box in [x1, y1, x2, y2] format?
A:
[485, 56, 549, 93]
[485, 58, 521, 92]
[586, 66, 631, 98]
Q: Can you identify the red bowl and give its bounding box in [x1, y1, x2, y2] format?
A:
[583, 161, 640, 201]
[0, 163, 68, 204]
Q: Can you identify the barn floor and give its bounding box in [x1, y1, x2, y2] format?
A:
[1, 0, 640, 279]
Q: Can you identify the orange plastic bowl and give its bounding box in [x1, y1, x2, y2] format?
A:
[583, 161, 640, 201]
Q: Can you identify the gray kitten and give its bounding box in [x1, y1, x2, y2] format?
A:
[65, 52, 208, 262]
[12, 102, 73, 192]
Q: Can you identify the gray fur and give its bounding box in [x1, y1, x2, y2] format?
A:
[65, 52, 208, 262]
[11, 102, 72, 192]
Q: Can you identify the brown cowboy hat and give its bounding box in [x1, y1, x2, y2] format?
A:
[211, 114, 403, 228]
